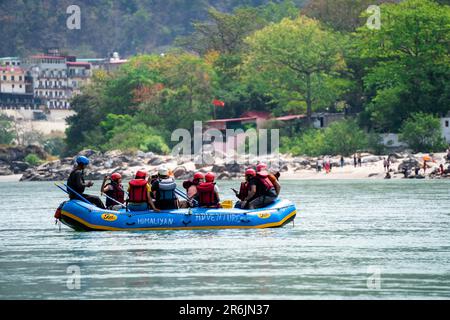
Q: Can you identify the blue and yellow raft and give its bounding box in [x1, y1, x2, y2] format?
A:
[60, 199, 297, 231]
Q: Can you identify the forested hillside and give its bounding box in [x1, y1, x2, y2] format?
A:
[0, 0, 305, 57]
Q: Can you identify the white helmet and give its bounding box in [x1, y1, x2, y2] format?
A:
[158, 166, 169, 176]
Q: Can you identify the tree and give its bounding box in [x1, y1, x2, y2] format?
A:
[0, 114, 15, 145]
[358, 0, 450, 131]
[302, 0, 398, 32]
[245, 15, 348, 124]
[399, 113, 446, 152]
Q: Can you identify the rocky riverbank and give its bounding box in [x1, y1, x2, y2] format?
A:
[0, 146, 448, 182]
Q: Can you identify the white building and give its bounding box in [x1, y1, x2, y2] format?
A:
[441, 114, 450, 144]
[0, 66, 27, 94]
[0, 57, 21, 67]
[24, 50, 92, 110]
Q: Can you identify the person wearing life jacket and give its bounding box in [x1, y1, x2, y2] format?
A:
[256, 163, 281, 196]
[101, 173, 125, 210]
[149, 171, 159, 199]
[233, 168, 255, 209]
[197, 172, 221, 208]
[127, 170, 159, 212]
[241, 167, 278, 209]
[67, 156, 106, 209]
[151, 167, 179, 210]
[185, 172, 205, 202]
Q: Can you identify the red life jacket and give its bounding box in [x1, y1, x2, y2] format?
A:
[128, 179, 149, 203]
[105, 182, 125, 207]
[238, 182, 249, 201]
[197, 182, 218, 207]
[256, 171, 277, 197]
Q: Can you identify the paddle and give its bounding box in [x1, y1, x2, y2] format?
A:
[102, 192, 126, 208]
[59, 182, 94, 206]
[175, 187, 198, 206]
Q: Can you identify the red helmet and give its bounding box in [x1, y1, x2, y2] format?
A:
[111, 173, 122, 181]
[135, 170, 147, 179]
[193, 172, 205, 181]
[256, 163, 267, 172]
[245, 168, 256, 177]
[205, 172, 215, 183]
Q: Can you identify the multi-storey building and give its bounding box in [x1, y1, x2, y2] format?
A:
[24, 49, 92, 109]
[0, 57, 22, 67]
[0, 66, 27, 94]
[67, 62, 92, 96]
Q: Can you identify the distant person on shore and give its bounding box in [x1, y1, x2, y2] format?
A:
[101, 173, 125, 210]
[387, 157, 391, 172]
[423, 160, 427, 174]
[415, 167, 420, 176]
[340, 156, 344, 168]
[317, 159, 323, 172]
[67, 156, 105, 209]
[358, 154, 362, 167]
[383, 157, 388, 172]
[439, 164, 445, 175]
[403, 167, 409, 178]
[447, 148, 450, 161]
[385, 172, 391, 179]
[353, 154, 357, 168]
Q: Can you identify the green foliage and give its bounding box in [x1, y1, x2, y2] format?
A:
[245, 15, 349, 122]
[0, 114, 15, 145]
[24, 153, 43, 166]
[100, 114, 170, 154]
[66, 53, 214, 154]
[281, 119, 368, 156]
[357, 0, 450, 131]
[1, 0, 307, 57]
[43, 137, 67, 156]
[399, 113, 447, 153]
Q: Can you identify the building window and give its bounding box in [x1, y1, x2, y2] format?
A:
[11, 76, 14, 81]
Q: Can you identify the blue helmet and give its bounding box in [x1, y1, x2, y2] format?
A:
[76, 156, 90, 166]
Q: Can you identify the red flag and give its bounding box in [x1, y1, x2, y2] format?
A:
[212, 99, 225, 107]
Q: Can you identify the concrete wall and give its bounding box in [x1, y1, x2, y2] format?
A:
[441, 117, 450, 143]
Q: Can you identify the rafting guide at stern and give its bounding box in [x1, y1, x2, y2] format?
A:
[66, 156, 106, 209]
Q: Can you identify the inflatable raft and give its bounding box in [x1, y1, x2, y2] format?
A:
[58, 199, 297, 231]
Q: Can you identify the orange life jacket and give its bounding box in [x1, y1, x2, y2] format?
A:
[128, 179, 148, 203]
[197, 182, 218, 207]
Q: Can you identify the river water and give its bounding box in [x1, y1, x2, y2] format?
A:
[0, 179, 449, 300]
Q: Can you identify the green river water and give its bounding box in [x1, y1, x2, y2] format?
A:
[0, 179, 449, 299]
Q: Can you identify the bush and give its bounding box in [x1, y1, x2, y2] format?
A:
[399, 112, 447, 153]
[43, 137, 66, 156]
[281, 119, 368, 156]
[0, 114, 15, 145]
[101, 118, 170, 154]
[24, 153, 43, 166]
